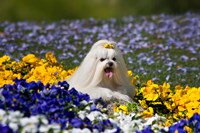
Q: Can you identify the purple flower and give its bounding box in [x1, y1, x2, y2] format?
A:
[136, 126, 153, 133]
[189, 113, 200, 132]
[70, 118, 84, 128]
[169, 119, 188, 133]
[0, 124, 13, 133]
[180, 55, 189, 61]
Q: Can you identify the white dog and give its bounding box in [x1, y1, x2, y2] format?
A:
[68, 40, 135, 102]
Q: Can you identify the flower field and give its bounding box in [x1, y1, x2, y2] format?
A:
[0, 13, 200, 132]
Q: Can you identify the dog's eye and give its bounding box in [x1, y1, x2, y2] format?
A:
[100, 58, 106, 62]
[112, 57, 116, 61]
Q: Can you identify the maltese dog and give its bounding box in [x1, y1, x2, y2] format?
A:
[68, 40, 135, 102]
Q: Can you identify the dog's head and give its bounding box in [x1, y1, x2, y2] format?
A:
[90, 40, 121, 79]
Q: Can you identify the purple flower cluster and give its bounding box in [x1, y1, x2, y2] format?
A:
[0, 79, 120, 132]
[169, 113, 200, 133]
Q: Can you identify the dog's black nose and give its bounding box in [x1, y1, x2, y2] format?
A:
[108, 62, 113, 67]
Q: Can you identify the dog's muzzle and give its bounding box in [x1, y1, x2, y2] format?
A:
[104, 62, 114, 78]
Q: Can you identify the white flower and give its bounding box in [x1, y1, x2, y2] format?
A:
[29, 116, 39, 124]
[78, 111, 86, 119]
[9, 122, 19, 132]
[105, 128, 120, 133]
[80, 100, 88, 105]
[8, 111, 22, 123]
[20, 117, 32, 126]
[70, 128, 91, 133]
[39, 124, 61, 133]
[39, 125, 50, 132]
[0, 109, 6, 121]
[48, 124, 61, 133]
[87, 111, 108, 121]
[39, 115, 49, 125]
[21, 123, 38, 133]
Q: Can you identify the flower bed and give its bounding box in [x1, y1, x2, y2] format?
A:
[0, 53, 200, 132]
[0, 13, 200, 132]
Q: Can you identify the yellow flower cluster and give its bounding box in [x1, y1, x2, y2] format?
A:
[0, 55, 22, 86]
[0, 52, 77, 87]
[140, 80, 173, 101]
[136, 80, 200, 125]
[170, 85, 200, 119]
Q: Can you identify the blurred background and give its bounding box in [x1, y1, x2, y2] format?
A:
[0, 0, 200, 21]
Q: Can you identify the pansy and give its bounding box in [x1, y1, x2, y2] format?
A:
[22, 54, 40, 64]
[113, 104, 129, 115]
[0, 55, 10, 64]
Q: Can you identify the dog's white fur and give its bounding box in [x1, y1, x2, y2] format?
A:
[68, 40, 135, 102]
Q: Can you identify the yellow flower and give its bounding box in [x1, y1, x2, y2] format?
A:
[45, 52, 58, 64]
[0, 70, 15, 87]
[177, 105, 186, 112]
[184, 126, 192, 133]
[113, 104, 129, 115]
[146, 80, 154, 86]
[165, 119, 174, 127]
[131, 75, 139, 86]
[164, 101, 173, 111]
[142, 107, 154, 118]
[0, 55, 10, 64]
[22, 54, 40, 64]
[186, 87, 200, 101]
[138, 100, 148, 109]
[141, 85, 159, 101]
[185, 102, 199, 111]
[160, 82, 172, 99]
[127, 70, 133, 77]
[185, 101, 200, 118]
[178, 112, 185, 118]
[173, 113, 180, 121]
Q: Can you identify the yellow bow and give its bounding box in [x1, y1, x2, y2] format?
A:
[103, 43, 114, 49]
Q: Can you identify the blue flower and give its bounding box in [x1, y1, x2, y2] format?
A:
[189, 113, 200, 124]
[70, 118, 83, 128]
[93, 124, 104, 132]
[93, 119, 119, 132]
[93, 98, 107, 108]
[27, 81, 39, 91]
[68, 88, 78, 96]
[58, 81, 69, 90]
[168, 119, 188, 133]
[0, 124, 13, 133]
[189, 113, 200, 133]
[90, 103, 99, 111]
[136, 126, 153, 133]
[83, 117, 92, 129]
